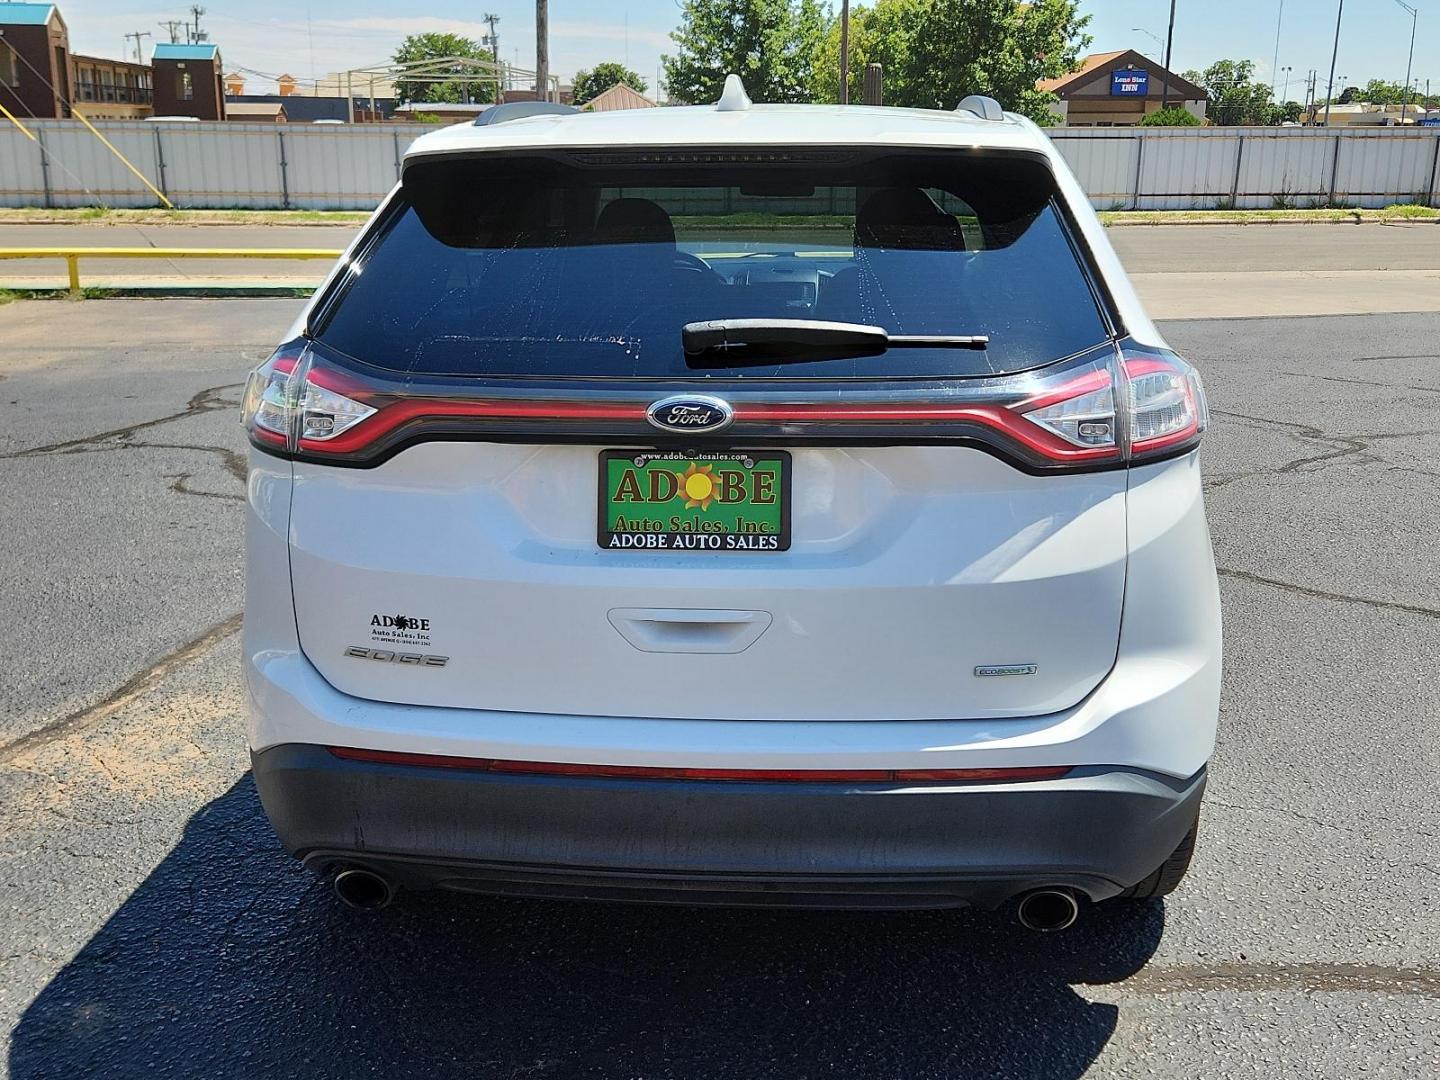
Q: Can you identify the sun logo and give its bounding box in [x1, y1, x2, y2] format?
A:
[678, 462, 717, 510]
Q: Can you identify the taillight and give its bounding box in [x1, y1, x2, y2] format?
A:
[1121, 348, 1207, 460]
[242, 339, 1203, 470]
[242, 344, 377, 453]
[1009, 345, 1206, 465]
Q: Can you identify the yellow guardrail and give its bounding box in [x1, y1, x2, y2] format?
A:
[0, 247, 345, 295]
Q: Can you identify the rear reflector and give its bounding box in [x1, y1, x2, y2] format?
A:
[327, 746, 1071, 784]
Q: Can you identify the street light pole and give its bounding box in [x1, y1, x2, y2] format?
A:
[1393, 0, 1418, 125]
[1323, 0, 1344, 127]
[839, 0, 850, 104]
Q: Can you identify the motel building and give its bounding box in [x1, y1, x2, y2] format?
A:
[1039, 49, 1208, 127]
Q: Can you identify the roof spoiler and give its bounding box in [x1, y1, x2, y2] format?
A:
[955, 95, 1005, 121]
[474, 101, 579, 127]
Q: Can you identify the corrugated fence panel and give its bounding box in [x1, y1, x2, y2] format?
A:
[1333, 132, 1437, 206]
[159, 123, 285, 208]
[1135, 130, 1238, 210]
[30, 122, 161, 207]
[1, 120, 1438, 212]
[1050, 134, 1139, 209]
[1234, 131, 1333, 208]
[283, 125, 429, 209]
[0, 127, 48, 207]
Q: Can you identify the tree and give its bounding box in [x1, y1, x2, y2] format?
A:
[572, 62, 648, 105]
[1182, 59, 1275, 125]
[809, 0, 1090, 125]
[391, 32, 497, 106]
[663, 0, 830, 105]
[1140, 105, 1201, 126]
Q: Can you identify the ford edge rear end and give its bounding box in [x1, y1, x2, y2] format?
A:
[242, 94, 1221, 918]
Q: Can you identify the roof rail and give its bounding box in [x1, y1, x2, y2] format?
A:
[716, 74, 752, 112]
[955, 95, 1005, 121]
[474, 101, 579, 127]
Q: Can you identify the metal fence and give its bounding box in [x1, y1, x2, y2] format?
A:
[1, 119, 1438, 211]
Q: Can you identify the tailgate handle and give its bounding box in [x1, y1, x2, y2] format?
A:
[607, 608, 772, 655]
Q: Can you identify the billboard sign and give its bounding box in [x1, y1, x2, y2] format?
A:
[1111, 70, 1150, 97]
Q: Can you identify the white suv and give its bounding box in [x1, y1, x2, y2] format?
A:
[243, 81, 1220, 928]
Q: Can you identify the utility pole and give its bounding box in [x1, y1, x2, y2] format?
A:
[535, 0, 549, 103]
[1270, 0, 1284, 100]
[1161, 0, 1177, 108]
[482, 13, 501, 103]
[159, 20, 185, 45]
[1392, 0, 1418, 125]
[188, 6, 207, 45]
[1323, 0, 1344, 127]
[839, 0, 850, 104]
[124, 30, 151, 64]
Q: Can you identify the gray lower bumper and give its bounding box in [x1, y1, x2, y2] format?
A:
[252, 744, 1205, 909]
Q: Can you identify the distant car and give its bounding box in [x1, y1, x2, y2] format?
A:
[242, 77, 1220, 928]
[144, 115, 200, 122]
[311, 119, 345, 125]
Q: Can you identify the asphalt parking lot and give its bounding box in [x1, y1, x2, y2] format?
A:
[1, 298, 1439, 1078]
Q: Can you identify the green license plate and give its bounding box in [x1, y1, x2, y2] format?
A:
[598, 450, 791, 552]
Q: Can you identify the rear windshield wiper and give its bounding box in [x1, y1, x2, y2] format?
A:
[681, 319, 988, 367]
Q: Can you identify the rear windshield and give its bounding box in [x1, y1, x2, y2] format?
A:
[316, 150, 1111, 380]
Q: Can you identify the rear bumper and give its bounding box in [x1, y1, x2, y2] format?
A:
[252, 743, 1205, 909]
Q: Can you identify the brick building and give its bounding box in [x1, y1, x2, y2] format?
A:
[0, 2, 71, 119]
[151, 42, 225, 120]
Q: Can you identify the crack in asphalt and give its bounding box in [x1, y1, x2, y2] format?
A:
[1205, 408, 1438, 490]
[1217, 567, 1440, 620]
[0, 613, 244, 765]
[0, 383, 243, 459]
[1280, 370, 1440, 396]
[0, 382, 248, 504]
[165, 472, 246, 503]
[1110, 962, 1440, 999]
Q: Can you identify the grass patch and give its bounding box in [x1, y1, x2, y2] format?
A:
[0, 288, 20, 306]
[0, 207, 372, 226]
[1100, 204, 1439, 225]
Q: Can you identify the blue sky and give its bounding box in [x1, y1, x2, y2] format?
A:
[47, 0, 1439, 101]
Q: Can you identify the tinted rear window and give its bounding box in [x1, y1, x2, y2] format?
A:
[317, 151, 1110, 380]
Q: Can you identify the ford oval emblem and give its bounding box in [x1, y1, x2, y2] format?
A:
[646, 395, 734, 433]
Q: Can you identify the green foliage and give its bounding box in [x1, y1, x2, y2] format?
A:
[1181, 59, 1277, 125]
[572, 62, 649, 105]
[1140, 105, 1201, 127]
[664, 0, 830, 105]
[807, 0, 1089, 124]
[391, 33, 497, 106]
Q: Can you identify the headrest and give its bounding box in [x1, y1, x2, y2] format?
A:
[855, 187, 966, 252]
[594, 198, 676, 246]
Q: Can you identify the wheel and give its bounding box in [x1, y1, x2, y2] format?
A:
[1119, 820, 1198, 899]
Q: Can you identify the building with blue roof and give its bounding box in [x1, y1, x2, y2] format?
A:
[0, 2, 70, 119]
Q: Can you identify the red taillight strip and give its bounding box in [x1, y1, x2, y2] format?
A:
[300, 398, 649, 453]
[293, 396, 1117, 462]
[327, 746, 1072, 784]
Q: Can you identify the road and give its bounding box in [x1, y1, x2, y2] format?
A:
[1, 222, 1438, 319]
[1, 299, 1439, 1078]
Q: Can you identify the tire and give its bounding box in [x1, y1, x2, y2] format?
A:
[1119, 820, 1198, 899]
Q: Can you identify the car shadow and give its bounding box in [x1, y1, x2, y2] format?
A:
[11, 776, 1164, 1080]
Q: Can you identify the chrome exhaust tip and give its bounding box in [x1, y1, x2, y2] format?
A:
[332, 867, 395, 910]
[1015, 888, 1080, 932]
